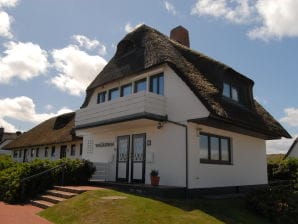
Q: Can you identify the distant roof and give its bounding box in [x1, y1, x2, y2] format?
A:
[285, 138, 298, 158]
[4, 112, 81, 149]
[81, 24, 290, 140]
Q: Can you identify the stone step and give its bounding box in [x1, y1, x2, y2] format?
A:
[39, 194, 66, 204]
[47, 189, 77, 199]
[30, 199, 55, 209]
[53, 186, 87, 194]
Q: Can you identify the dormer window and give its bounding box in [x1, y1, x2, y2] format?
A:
[97, 91, 106, 104]
[223, 82, 239, 102]
[108, 88, 119, 100]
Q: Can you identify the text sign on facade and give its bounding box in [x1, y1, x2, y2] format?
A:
[95, 142, 114, 148]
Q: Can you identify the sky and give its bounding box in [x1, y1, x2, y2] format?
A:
[0, 0, 297, 154]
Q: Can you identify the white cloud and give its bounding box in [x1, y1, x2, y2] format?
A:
[0, 11, 12, 38]
[280, 108, 298, 127]
[248, 0, 298, 40]
[124, 22, 143, 33]
[266, 135, 298, 154]
[72, 35, 107, 55]
[164, 1, 177, 15]
[45, 104, 54, 111]
[191, 0, 298, 40]
[0, 41, 49, 84]
[0, 0, 18, 8]
[0, 96, 73, 132]
[50, 45, 107, 96]
[191, 0, 254, 24]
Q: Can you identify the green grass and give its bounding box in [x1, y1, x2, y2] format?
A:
[39, 189, 271, 224]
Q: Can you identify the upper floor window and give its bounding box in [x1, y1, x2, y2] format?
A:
[121, 84, 132, 97]
[150, 73, 164, 95]
[223, 82, 239, 102]
[97, 91, 106, 104]
[108, 88, 119, 100]
[134, 78, 147, 93]
[200, 133, 231, 164]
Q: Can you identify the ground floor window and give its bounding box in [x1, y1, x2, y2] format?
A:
[13, 151, 18, 158]
[51, 146, 55, 157]
[18, 150, 22, 158]
[71, 144, 76, 156]
[45, 147, 48, 157]
[80, 144, 83, 155]
[199, 132, 231, 164]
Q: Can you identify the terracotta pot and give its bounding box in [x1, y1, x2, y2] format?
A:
[150, 175, 160, 186]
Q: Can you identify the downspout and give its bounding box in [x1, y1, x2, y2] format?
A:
[167, 120, 188, 189]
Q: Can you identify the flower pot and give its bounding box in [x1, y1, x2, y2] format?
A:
[150, 175, 160, 186]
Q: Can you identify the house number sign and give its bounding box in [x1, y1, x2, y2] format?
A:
[95, 142, 114, 148]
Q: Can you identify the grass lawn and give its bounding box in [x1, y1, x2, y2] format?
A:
[39, 189, 271, 224]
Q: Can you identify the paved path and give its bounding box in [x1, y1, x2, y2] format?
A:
[0, 202, 52, 224]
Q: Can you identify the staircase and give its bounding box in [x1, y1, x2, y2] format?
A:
[30, 186, 87, 209]
[90, 162, 109, 181]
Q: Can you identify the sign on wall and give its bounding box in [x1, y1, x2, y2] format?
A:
[95, 142, 114, 148]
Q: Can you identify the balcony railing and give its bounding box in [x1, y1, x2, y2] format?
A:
[75, 92, 167, 128]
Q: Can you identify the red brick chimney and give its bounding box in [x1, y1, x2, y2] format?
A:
[170, 26, 190, 47]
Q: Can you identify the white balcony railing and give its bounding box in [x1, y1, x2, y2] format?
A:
[75, 92, 167, 128]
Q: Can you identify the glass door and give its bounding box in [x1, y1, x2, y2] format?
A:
[116, 135, 130, 182]
[131, 134, 146, 183]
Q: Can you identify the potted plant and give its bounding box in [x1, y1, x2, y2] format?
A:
[150, 169, 160, 186]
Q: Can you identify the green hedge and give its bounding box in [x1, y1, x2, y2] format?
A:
[0, 154, 16, 171]
[0, 159, 95, 203]
[246, 187, 298, 224]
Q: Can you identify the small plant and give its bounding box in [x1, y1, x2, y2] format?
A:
[150, 169, 159, 176]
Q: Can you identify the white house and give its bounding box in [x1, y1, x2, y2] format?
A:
[75, 25, 290, 190]
[0, 128, 21, 155]
[285, 138, 298, 158]
[4, 112, 83, 162]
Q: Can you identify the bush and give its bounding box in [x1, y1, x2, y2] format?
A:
[246, 187, 298, 224]
[0, 154, 16, 171]
[0, 159, 95, 203]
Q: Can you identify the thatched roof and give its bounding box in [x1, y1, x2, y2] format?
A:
[81, 24, 290, 139]
[4, 112, 81, 150]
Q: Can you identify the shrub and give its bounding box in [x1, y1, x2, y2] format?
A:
[246, 187, 298, 224]
[0, 159, 95, 203]
[0, 154, 16, 171]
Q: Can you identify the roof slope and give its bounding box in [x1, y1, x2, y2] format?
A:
[82, 25, 290, 139]
[285, 138, 298, 158]
[4, 112, 81, 149]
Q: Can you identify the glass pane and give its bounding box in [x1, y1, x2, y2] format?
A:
[118, 137, 129, 162]
[221, 138, 230, 161]
[135, 79, 147, 93]
[223, 83, 230, 98]
[109, 88, 119, 100]
[150, 76, 158, 94]
[159, 75, 164, 95]
[210, 137, 219, 160]
[232, 87, 239, 101]
[121, 84, 132, 97]
[200, 135, 208, 159]
[97, 92, 106, 103]
[133, 135, 144, 162]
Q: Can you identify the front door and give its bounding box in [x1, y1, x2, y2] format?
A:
[116, 134, 146, 184]
[60, 145, 67, 159]
[116, 135, 130, 182]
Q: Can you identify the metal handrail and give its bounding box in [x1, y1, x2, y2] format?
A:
[20, 163, 66, 202]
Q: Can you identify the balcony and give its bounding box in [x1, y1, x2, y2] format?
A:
[75, 92, 167, 129]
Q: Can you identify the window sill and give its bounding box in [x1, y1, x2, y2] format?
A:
[200, 159, 232, 165]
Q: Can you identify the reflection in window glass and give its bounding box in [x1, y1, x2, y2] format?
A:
[223, 83, 230, 97]
[210, 137, 219, 160]
[232, 87, 238, 101]
[134, 79, 147, 93]
[150, 74, 164, 95]
[121, 84, 132, 97]
[109, 88, 119, 100]
[97, 92, 106, 104]
[221, 138, 229, 161]
[200, 135, 209, 159]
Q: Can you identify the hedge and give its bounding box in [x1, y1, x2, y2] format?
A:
[0, 155, 16, 171]
[0, 158, 95, 203]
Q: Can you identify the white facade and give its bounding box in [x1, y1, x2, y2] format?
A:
[287, 140, 298, 158]
[75, 64, 268, 189]
[11, 141, 82, 162]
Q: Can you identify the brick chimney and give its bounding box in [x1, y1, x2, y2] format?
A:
[170, 26, 190, 47]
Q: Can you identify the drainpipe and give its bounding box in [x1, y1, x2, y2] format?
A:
[167, 120, 188, 189]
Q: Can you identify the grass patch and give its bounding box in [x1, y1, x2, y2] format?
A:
[39, 189, 271, 224]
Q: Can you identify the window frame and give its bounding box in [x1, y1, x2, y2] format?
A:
[97, 91, 106, 104]
[13, 150, 18, 158]
[18, 150, 22, 158]
[199, 132, 232, 165]
[149, 73, 164, 95]
[223, 82, 239, 102]
[134, 78, 147, 93]
[51, 146, 55, 157]
[108, 87, 119, 101]
[80, 143, 83, 156]
[120, 83, 132, 97]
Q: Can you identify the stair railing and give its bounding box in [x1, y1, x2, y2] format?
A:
[20, 163, 66, 202]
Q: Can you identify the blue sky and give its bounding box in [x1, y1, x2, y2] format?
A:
[0, 0, 297, 154]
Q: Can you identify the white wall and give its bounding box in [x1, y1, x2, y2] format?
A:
[288, 141, 298, 158]
[188, 123, 268, 188]
[11, 141, 82, 162]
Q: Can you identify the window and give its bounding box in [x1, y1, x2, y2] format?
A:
[150, 73, 164, 95]
[80, 144, 83, 155]
[31, 149, 35, 157]
[13, 151, 18, 158]
[134, 78, 147, 93]
[223, 82, 239, 102]
[108, 88, 119, 100]
[199, 133, 231, 164]
[120, 84, 132, 97]
[51, 146, 55, 157]
[97, 91, 106, 104]
[18, 150, 22, 158]
[71, 144, 76, 156]
[36, 148, 39, 157]
[45, 147, 48, 157]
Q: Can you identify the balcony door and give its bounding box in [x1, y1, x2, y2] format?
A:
[116, 134, 146, 184]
